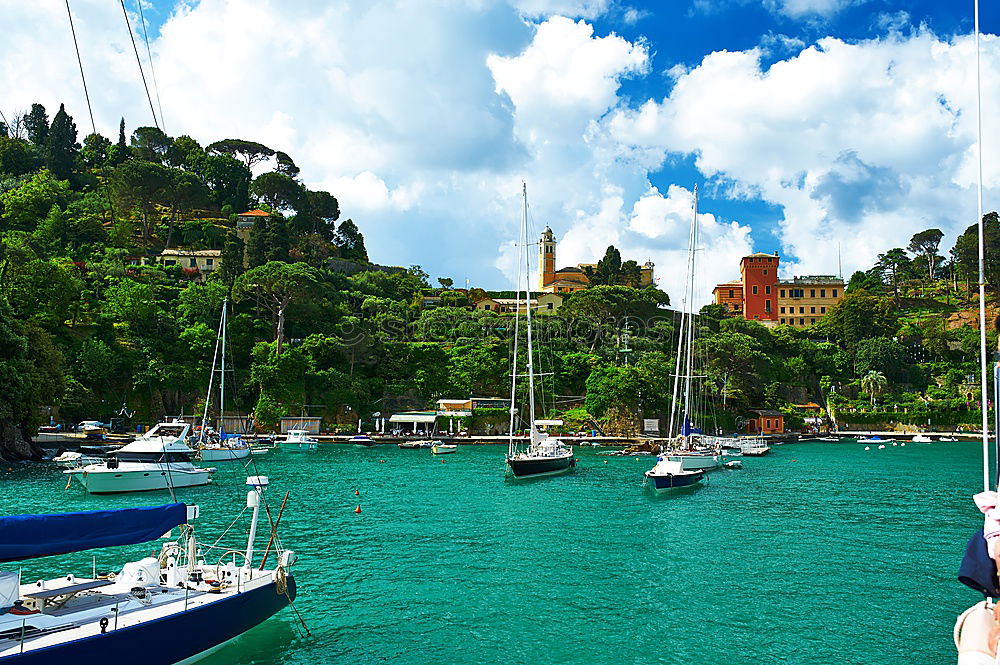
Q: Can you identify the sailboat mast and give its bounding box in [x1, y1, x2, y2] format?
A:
[974, 0, 990, 491]
[523, 183, 539, 443]
[507, 187, 525, 458]
[682, 185, 699, 430]
[219, 298, 227, 431]
[198, 299, 226, 444]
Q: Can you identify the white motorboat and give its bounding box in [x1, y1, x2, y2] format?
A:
[912, 434, 933, 443]
[644, 458, 704, 492]
[281, 430, 318, 451]
[198, 440, 252, 461]
[431, 443, 457, 455]
[857, 435, 892, 444]
[939, 436, 958, 442]
[65, 421, 215, 494]
[351, 435, 375, 447]
[0, 476, 297, 664]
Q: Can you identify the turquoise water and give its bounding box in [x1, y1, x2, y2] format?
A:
[0, 440, 989, 663]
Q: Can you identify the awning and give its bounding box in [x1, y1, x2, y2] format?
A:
[0, 503, 187, 563]
[388, 413, 438, 424]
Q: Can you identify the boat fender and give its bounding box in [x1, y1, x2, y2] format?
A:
[100, 617, 109, 634]
[955, 600, 999, 663]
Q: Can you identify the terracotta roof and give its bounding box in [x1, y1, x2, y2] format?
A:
[743, 252, 778, 259]
[238, 209, 271, 217]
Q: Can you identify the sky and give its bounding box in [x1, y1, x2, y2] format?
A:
[2, 0, 999, 304]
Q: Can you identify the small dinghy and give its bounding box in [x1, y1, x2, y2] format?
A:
[724, 460, 743, 469]
[431, 443, 457, 455]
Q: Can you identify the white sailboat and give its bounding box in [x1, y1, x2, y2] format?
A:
[505, 184, 575, 479]
[196, 299, 251, 462]
[654, 185, 720, 476]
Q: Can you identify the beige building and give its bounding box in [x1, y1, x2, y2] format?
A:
[776, 276, 844, 328]
[473, 292, 563, 313]
[156, 249, 223, 282]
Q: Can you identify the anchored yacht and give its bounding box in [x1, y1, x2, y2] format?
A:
[66, 421, 214, 494]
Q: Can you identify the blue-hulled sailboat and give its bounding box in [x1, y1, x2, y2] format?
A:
[0, 476, 297, 664]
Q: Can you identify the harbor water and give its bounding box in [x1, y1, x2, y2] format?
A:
[0, 440, 987, 663]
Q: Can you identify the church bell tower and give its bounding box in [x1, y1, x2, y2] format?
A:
[539, 226, 556, 290]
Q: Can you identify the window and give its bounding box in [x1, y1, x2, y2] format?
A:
[810, 289, 816, 297]
[765, 285, 771, 294]
[780, 318, 786, 324]
[753, 315, 759, 320]
[763, 269, 768, 275]
[547, 303, 553, 310]
[833, 289, 839, 297]
[189, 258, 197, 268]
[820, 289, 826, 297]
[811, 318, 816, 324]
[206, 258, 214, 266]
[546, 246, 552, 253]
[729, 289, 734, 298]
[752, 285, 758, 295]
[790, 288, 804, 298]
[810, 306, 816, 313]
[821, 307, 826, 314]
[799, 307, 804, 313]
[780, 289, 785, 297]
[766, 419, 771, 428]
[765, 300, 771, 312]
[484, 305, 491, 310]
[799, 318, 805, 325]
[164, 260, 175, 266]
[780, 306, 786, 313]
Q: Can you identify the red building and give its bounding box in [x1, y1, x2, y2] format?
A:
[739, 252, 779, 322]
[746, 409, 784, 434]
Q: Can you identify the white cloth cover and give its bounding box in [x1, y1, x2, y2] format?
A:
[0, 571, 18, 608]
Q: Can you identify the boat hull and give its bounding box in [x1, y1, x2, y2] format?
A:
[74, 467, 213, 494]
[431, 446, 457, 455]
[506, 454, 575, 478]
[645, 469, 704, 492]
[199, 447, 251, 461]
[666, 454, 721, 471]
[281, 443, 317, 452]
[1, 576, 295, 665]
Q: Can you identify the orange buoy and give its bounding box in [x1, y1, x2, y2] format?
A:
[354, 489, 359, 496]
[354, 505, 361, 514]
[441, 459, 445, 464]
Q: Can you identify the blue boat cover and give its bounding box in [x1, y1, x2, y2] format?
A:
[0, 503, 186, 563]
[959, 527, 1000, 597]
[680, 416, 702, 436]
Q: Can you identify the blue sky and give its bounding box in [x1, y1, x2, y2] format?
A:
[3, 0, 999, 301]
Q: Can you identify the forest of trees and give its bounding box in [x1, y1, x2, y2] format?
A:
[1, 100, 998, 459]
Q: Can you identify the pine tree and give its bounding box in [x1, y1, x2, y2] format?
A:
[44, 104, 79, 182]
[24, 104, 49, 146]
[334, 219, 368, 262]
[110, 118, 128, 166]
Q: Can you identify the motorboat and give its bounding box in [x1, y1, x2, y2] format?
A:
[724, 460, 743, 469]
[644, 458, 704, 492]
[351, 435, 375, 447]
[0, 476, 297, 664]
[939, 436, 959, 442]
[431, 443, 457, 455]
[666, 450, 723, 471]
[198, 440, 251, 461]
[815, 436, 840, 442]
[857, 435, 892, 444]
[912, 434, 933, 443]
[281, 430, 318, 452]
[400, 440, 435, 449]
[64, 421, 214, 494]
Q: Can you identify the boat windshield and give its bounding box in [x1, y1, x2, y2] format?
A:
[114, 452, 191, 464]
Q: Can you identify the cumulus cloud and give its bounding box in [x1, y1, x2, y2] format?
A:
[605, 30, 1000, 281]
[763, 0, 865, 19]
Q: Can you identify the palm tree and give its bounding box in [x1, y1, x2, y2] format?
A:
[861, 370, 888, 407]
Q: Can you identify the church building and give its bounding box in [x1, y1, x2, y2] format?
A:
[537, 227, 655, 293]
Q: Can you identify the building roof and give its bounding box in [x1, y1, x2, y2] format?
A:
[778, 275, 844, 285]
[742, 252, 779, 259]
[555, 266, 586, 274]
[238, 209, 271, 217]
[750, 409, 784, 417]
[791, 402, 823, 409]
[713, 281, 743, 290]
[159, 249, 222, 257]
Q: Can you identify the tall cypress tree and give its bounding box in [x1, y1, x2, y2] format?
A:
[44, 104, 78, 182]
[24, 103, 49, 146]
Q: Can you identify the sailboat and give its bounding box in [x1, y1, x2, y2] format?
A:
[648, 185, 719, 484]
[0, 476, 297, 663]
[196, 299, 251, 462]
[505, 184, 575, 479]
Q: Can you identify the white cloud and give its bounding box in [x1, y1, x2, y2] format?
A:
[605, 30, 1000, 282]
[510, 0, 611, 19]
[763, 0, 864, 19]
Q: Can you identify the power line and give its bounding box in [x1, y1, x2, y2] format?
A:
[134, 0, 165, 132]
[119, 0, 160, 130]
[64, 0, 97, 136]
